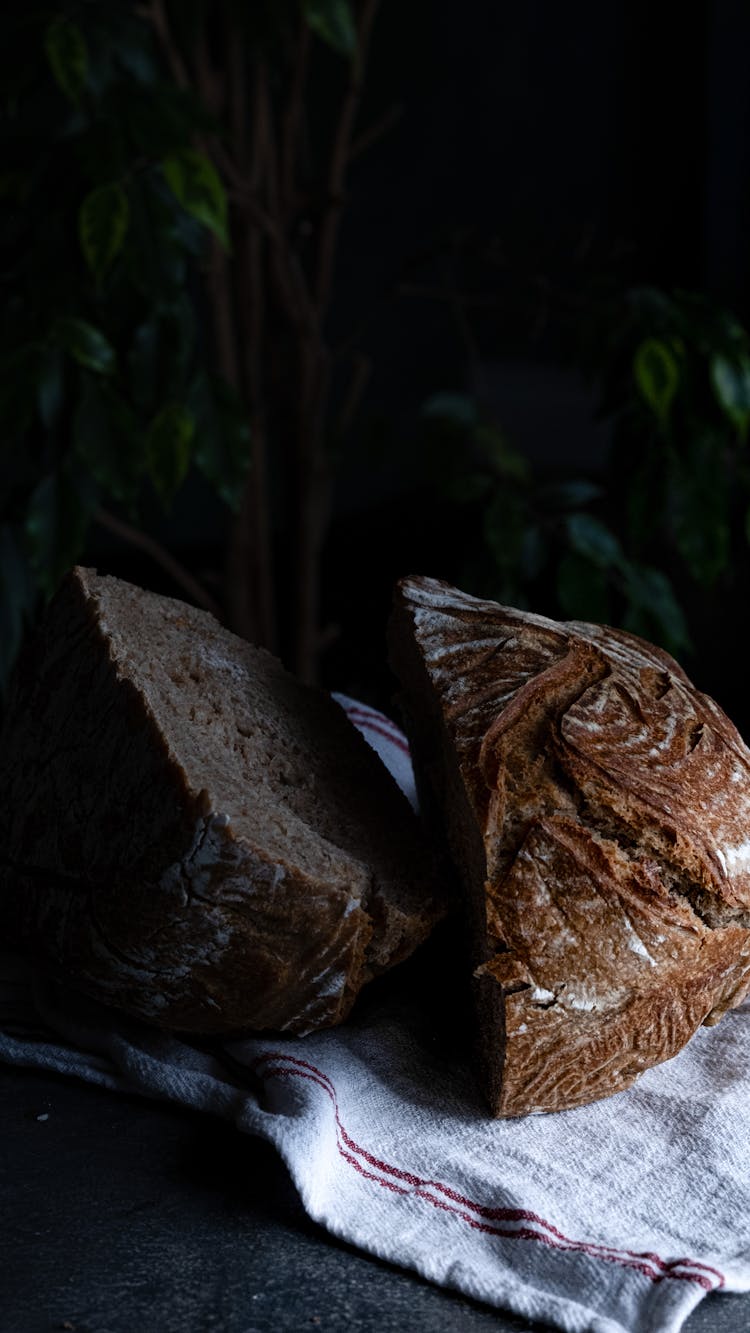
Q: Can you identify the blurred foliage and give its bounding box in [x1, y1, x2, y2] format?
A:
[2, 0, 748, 691]
[416, 392, 690, 657]
[0, 0, 375, 690]
[399, 275, 750, 666]
[601, 287, 750, 596]
[0, 1, 259, 685]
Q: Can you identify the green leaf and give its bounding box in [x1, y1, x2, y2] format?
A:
[124, 177, 189, 297]
[129, 299, 195, 412]
[129, 317, 159, 410]
[670, 433, 729, 586]
[73, 112, 128, 190]
[482, 489, 527, 597]
[162, 150, 229, 249]
[420, 394, 482, 494]
[556, 551, 611, 624]
[146, 404, 195, 503]
[621, 563, 691, 657]
[302, 0, 357, 56]
[422, 393, 478, 429]
[476, 424, 529, 483]
[25, 466, 97, 596]
[0, 346, 43, 440]
[565, 512, 623, 568]
[37, 346, 65, 429]
[55, 318, 116, 375]
[633, 337, 680, 427]
[74, 378, 143, 504]
[124, 82, 214, 157]
[626, 455, 662, 552]
[629, 286, 676, 327]
[107, 9, 160, 85]
[710, 354, 750, 439]
[538, 478, 603, 510]
[79, 183, 130, 286]
[188, 373, 250, 510]
[520, 524, 545, 581]
[44, 18, 89, 106]
[440, 472, 491, 503]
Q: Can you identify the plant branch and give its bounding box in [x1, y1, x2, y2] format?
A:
[398, 282, 500, 307]
[227, 51, 277, 650]
[337, 351, 372, 436]
[204, 237, 240, 391]
[349, 101, 403, 162]
[281, 19, 311, 214]
[189, 16, 240, 395]
[96, 508, 223, 620]
[315, 0, 381, 313]
[225, 23, 247, 168]
[288, 1, 383, 679]
[191, 10, 224, 118]
[137, 0, 190, 90]
[255, 59, 281, 217]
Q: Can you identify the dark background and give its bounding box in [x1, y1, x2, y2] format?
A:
[79, 0, 750, 724]
[6, 15, 750, 1328]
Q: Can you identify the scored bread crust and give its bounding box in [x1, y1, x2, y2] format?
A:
[0, 567, 444, 1035]
[389, 575, 750, 1116]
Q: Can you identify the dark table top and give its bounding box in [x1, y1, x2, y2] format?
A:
[3, 1065, 749, 1333]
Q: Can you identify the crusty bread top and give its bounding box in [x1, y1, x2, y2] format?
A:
[399, 576, 750, 919]
[390, 576, 750, 1114]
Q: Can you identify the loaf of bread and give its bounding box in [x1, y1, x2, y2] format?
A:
[389, 575, 750, 1116]
[0, 567, 445, 1034]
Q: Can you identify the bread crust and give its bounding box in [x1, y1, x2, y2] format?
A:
[389, 576, 750, 1115]
[0, 568, 443, 1034]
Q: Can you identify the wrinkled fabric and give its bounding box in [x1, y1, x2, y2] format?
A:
[1, 698, 748, 1333]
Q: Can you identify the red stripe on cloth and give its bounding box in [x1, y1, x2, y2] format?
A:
[253, 1051, 724, 1292]
[339, 705, 411, 756]
[352, 719, 411, 756]
[339, 700, 402, 729]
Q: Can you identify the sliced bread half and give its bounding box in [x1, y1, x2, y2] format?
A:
[0, 567, 445, 1033]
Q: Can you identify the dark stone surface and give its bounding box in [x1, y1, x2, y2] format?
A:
[2, 1066, 748, 1333]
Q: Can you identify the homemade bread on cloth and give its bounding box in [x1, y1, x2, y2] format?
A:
[2, 699, 749, 1333]
[0, 567, 443, 1034]
[389, 576, 750, 1116]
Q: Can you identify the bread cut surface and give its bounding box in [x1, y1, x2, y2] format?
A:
[389, 575, 750, 1115]
[0, 567, 444, 1033]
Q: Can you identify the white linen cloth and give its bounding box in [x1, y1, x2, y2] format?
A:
[2, 694, 749, 1333]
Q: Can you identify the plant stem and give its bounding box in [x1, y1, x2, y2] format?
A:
[281, 20, 311, 217]
[96, 508, 223, 619]
[138, 0, 190, 89]
[314, 0, 380, 315]
[292, 0, 381, 681]
[140, 0, 383, 681]
[349, 101, 403, 162]
[227, 51, 277, 652]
